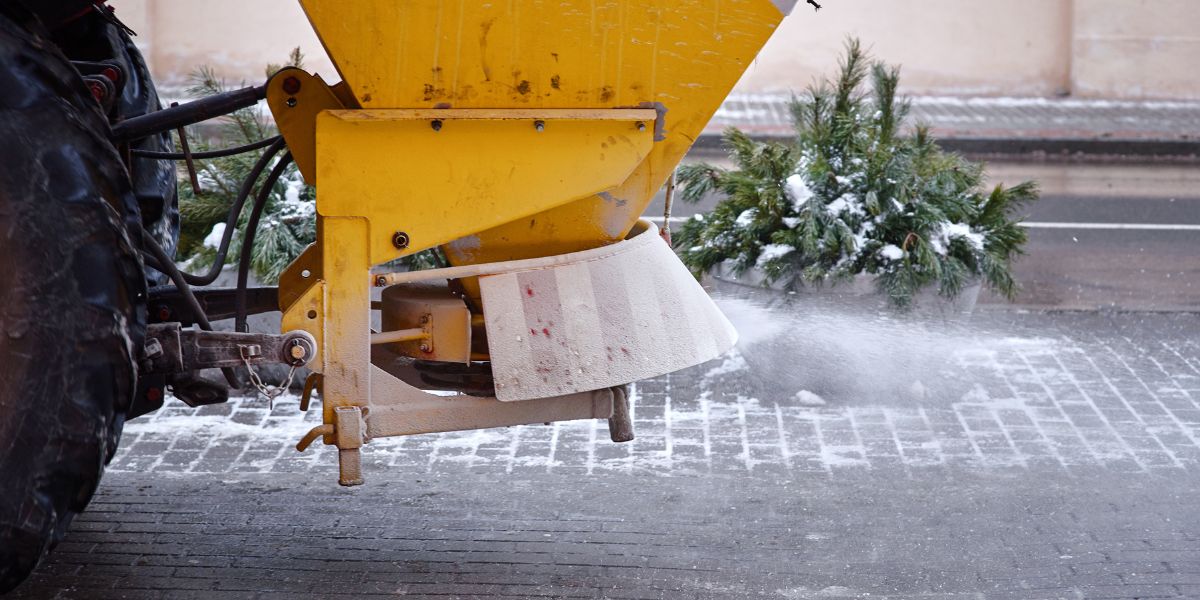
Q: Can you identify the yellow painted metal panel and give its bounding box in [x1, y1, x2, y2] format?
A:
[298, 0, 785, 266]
[315, 109, 655, 265]
[300, 0, 784, 111]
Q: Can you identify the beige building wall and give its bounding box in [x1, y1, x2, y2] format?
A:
[1071, 0, 1200, 99]
[110, 0, 1200, 100]
[738, 0, 1074, 97]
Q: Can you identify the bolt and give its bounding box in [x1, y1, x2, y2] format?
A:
[534, 120, 545, 132]
[307, 309, 318, 319]
[286, 97, 298, 108]
[636, 121, 647, 132]
[144, 338, 163, 359]
[419, 344, 431, 353]
[392, 231, 410, 249]
[419, 315, 429, 325]
[375, 275, 388, 287]
[431, 119, 443, 132]
[289, 341, 308, 361]
[282, 76, 302, 95]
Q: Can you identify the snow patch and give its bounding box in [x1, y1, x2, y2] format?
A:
[203, 223, 226, 250]
[756, 243, 792, 266]
[784, 173, 814, 210]
[879, 244, 905, 261]
[704, 351, 748, 380]
[794, 390, 827, 407]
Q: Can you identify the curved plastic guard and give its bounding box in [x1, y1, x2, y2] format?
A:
[480, 221, 737, 401]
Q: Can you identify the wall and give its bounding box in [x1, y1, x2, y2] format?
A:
[739, 0, 1073, 97]
[109, 0, 1200, 100]
[1071, 0, 1200, 99]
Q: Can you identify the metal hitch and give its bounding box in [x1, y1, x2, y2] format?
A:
[142, 323, 316, 376]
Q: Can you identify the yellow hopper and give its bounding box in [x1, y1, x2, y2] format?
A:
[268, 0, 793, 485]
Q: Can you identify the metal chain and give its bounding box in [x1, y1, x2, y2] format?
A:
[240, 345, 298, 409]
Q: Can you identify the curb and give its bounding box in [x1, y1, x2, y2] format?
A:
[692, 132, 1200, 160]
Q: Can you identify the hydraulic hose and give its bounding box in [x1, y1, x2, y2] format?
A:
[140, 230, 240, 388]
[140, 137, 287, 286]
[235, 152, 294, 333]
[131, 135, 281, 160]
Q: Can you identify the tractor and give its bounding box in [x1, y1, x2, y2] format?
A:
[0, 0, 793, 590]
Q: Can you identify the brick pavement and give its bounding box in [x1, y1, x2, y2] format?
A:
[13, 308, 1200, 599]
[106, 311, 1200, 479]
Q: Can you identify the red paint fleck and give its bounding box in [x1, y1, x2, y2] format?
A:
[530, 328, 538, 336]
[620, 347, 631, 355]
[525, 286, 534, 297]
[542, 328, 551, 337]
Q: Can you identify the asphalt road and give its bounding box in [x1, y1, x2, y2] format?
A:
[648, 160, 1200, 311]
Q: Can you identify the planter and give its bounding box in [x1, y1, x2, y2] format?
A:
[709, 262, 981, 320]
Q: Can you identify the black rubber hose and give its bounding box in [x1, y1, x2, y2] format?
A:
[110, 84, 267, 143]
[131, 135, 281, 160]
[140, 137, 286, 286]
[140, 231, 240, 388]
[235, 152, 293, 333]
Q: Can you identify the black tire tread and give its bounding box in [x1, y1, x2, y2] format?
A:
[0, 8, 145, 594]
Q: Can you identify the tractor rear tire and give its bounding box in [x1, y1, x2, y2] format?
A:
[0, 8, 146, 593]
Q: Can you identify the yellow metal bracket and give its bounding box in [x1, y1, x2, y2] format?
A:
[266, 67, 353, 184]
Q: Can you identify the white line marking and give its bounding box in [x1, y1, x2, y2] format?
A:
[645, 216, 1200, 231]
[1022, 222, 1200, 231]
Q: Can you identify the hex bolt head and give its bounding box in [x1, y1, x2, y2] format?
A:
[431, 119, 443, 131]
[419, 344, 431, 353]
[282, 76, 302, 95]
[636, 121, 647, 132]
[534, 120, 545, 132]
[286, 97, 298, 108]
[392, 231, 410, 249]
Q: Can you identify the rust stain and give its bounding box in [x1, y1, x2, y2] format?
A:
[516, 80, 532, 95]
[550, 75, 561, 89]
[599, 85, 615, 103]
[479, 19, 495, 81]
